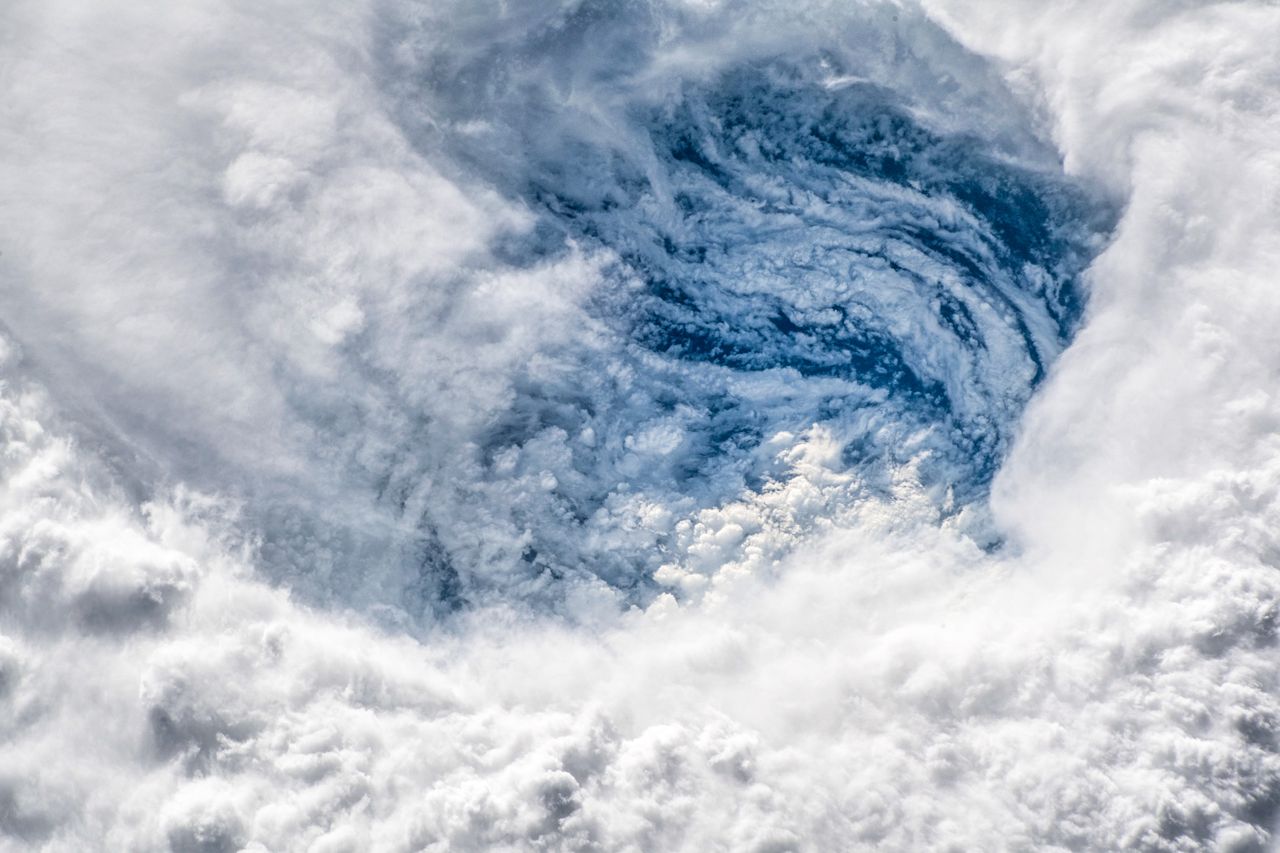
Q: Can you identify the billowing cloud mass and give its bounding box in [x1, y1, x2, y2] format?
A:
[2, 0, 1280, 850]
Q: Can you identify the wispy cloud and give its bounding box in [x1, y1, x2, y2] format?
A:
[3, 0, 1280, 849]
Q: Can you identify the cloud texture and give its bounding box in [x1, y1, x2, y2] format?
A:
[3, 0, 1280, 850]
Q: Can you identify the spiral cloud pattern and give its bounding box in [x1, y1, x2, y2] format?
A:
[2, 0, 1280, 850]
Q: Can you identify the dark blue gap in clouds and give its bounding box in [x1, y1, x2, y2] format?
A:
[360, 10, 1119, 614]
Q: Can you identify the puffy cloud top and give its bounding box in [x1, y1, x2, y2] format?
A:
[3, 0, 1280, 850]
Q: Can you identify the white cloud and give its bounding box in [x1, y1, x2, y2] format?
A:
[4, 0, 1280, 850]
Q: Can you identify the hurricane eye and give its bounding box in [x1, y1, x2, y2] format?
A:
[367, 24, 1120, 607]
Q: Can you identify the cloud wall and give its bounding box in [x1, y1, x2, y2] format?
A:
[3, 0, 1280, 850]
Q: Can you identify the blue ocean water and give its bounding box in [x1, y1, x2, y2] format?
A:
[364, 9, 1120, 608]
[522, 64, 1109, 493]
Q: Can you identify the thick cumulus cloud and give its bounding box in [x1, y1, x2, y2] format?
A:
[3, 0, 1280, 851]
